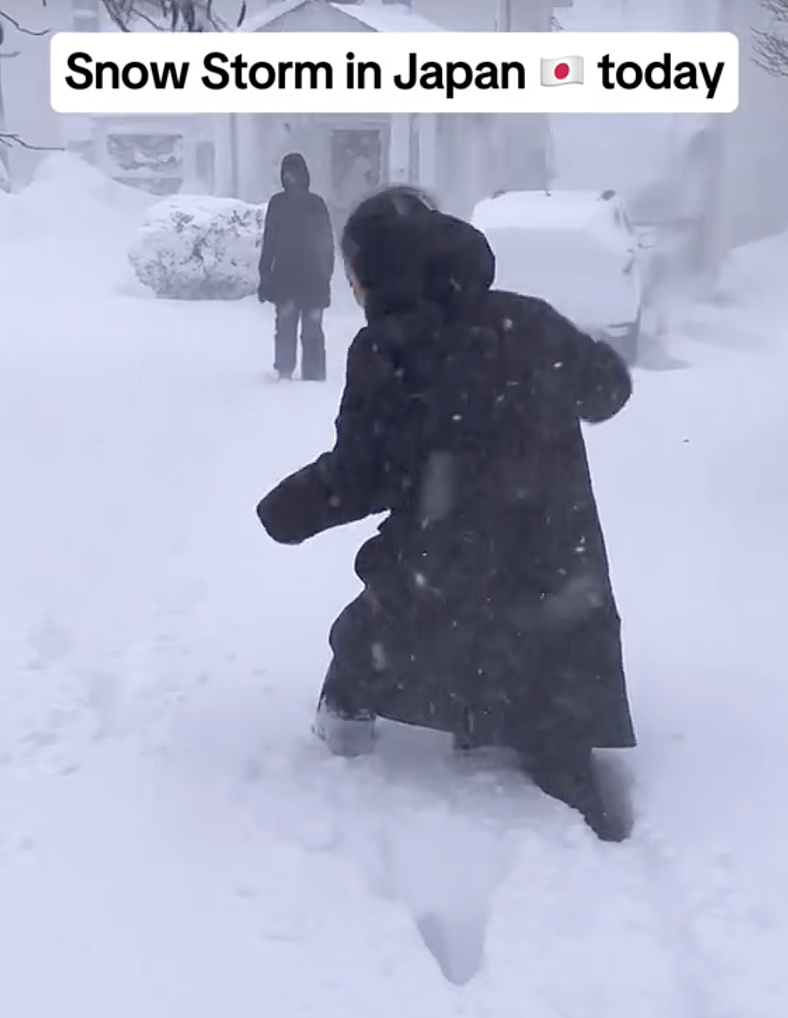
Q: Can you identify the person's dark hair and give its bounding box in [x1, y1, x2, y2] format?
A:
[340, 185, 494, 317]
[341, 185, 439, 271]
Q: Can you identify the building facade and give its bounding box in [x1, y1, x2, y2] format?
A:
[657, 0, 788, 280]
[0, 0, 262, 187]
[235, 0, 562, 217]
[1, 0, 564, 219]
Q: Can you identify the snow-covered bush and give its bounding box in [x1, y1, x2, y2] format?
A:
[128, 195, 266, 300]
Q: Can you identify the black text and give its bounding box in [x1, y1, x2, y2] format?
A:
[201, 51, 333, 90]
[394, 52, 525, 100]
[597, 53, 724, 99]
[64, 51, 190, 90]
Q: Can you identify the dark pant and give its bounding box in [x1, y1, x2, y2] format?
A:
[318, 658, 375, 719]
[274, 302, 326, 380]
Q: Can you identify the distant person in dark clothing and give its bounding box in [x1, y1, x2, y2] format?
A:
[257, 186, 635, 842]
[258, 152, 335, 381]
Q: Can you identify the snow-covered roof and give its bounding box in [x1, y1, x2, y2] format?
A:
[243, 0, 443, 33]
[242, 0, 310, 30]
[329, 2, 443, 32]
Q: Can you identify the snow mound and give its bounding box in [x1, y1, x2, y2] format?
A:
[128, 194, 266, 301]
[711, 229, 788, 309]
[0, 153, 153, 240]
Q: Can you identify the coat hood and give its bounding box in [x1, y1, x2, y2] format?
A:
[344, 207, 495, 319]
[281, 152, 310, 190]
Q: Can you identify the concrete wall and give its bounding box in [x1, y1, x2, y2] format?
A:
[685, 0, 788, 276]
[716, 0, 788, 254]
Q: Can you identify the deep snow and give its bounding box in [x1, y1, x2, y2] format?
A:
[1, 161, 787, 1017]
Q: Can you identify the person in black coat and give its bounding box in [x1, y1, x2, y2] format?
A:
[257, 187, 636, 841]
[258, 152, 335, 381]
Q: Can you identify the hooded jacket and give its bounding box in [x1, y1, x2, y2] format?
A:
[257, 209, 635, 750]
[258, 153, 335, 309]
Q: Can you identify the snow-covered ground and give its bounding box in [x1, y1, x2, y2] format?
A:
[1, 161, 787, 1017]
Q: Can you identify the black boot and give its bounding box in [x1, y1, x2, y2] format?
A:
[522, 742, 634, 843]
[313, 660, 377, 758]
[313, 702, 376, 757]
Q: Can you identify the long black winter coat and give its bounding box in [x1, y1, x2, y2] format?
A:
[258, 152, 335, 309]
[258, 211, 636, 752]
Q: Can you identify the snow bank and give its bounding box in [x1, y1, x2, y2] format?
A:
[0, 152, 152, 241]
[711, 229, 788, 309]
[661, 227, 788, 358]
[128, 195, 266, 301]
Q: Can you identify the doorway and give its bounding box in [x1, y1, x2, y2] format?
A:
[329, 126, 386, 230]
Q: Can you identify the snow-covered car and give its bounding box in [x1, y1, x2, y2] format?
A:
[471, 189, 644, 364]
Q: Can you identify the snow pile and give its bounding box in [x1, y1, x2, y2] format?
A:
[710, 229, 788, 310]
[661, 227, 788, 359]
[128, 195, 266, 300]
[0, 152, 152, 241]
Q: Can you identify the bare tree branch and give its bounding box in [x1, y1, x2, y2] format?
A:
[0, 132, 63, 151]
[0, 10, 49, 36]
[101, 0, 245, 31]
[1, 0, 246, 159]
[760, 0, 788, 23]
[0, 1, 246, 37]
[754, 0, 788, 76]
[753, 28, 788, 74]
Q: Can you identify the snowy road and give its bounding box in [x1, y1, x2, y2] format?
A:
[1, 181, 787, 1017]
